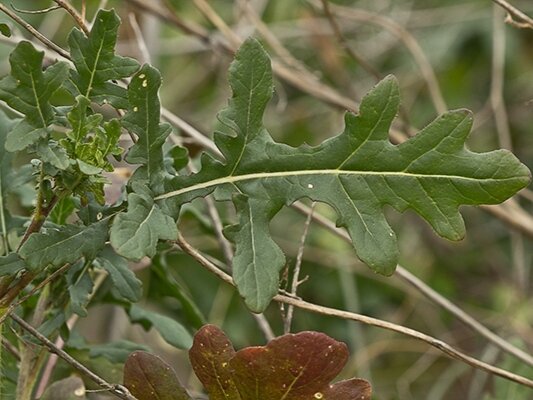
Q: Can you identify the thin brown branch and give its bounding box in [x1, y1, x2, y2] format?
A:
[10, 4, 62, 15]
[291, 202, 533, 368]
[0, 3, 70, 59]
[128, 12, 151, 64]
[10, 313, 137, 400]
[175, 233, 533, 389]
[308, 0, 448, 114]
[319, 0, 381, 79]
[53, 0, 90, 35]
[283, 202, 315, 333]
[492, 0, 533, 29]
[127, 0, 359, 113]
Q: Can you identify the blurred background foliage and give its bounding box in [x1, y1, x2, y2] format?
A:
[0, 0, 532, 399]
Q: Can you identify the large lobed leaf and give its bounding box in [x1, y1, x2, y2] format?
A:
[0, 41, 68, 151]
[68, 9, 139, 108]
[18, 219, 108, 271]
[158, 38, 530, 312]
[189, 324, 372, 400]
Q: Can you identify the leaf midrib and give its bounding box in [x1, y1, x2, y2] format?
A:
[30, 71, 47, 128]
[85, 31, 106, 98]
[156, 169, 522, 200]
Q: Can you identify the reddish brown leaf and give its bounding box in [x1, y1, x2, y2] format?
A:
[229, 331, 349, 399]
[189, 325, 371, 400]
[189, 324, 240, 399]
[323, 378, 373, 399]
[123, 351, 192, 400]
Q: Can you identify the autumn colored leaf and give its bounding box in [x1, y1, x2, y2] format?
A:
[189, 324, 372, 400]
[123, 351, 192, 400]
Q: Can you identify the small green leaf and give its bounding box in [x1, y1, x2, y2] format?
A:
[89, 340, 150, 363]
[49, 196, 76, 225]
[0, 253, 27, 277]
[66, 96, 102, 145]
[110, 192, 177, 260]
[68, 9, 139, 108]
[66, 261, 93, 317]
[19, 219, 108, 270]
[37, 140, 70, 170]
[151, 259, 206, 329]
[124, 65, 173, 189]
[124, 351, 192, 400]
[96, 246, 142, 302]
[0, 23, 11, 38]
[0, 41, 68, 151]
[129, 305, 193, 349]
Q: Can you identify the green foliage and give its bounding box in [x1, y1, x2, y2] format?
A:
[157, 38, 530, 312]
[110, 191, 178, 260]
[0, 42, 68, 152]
[128, 304, 193, 349]
[95, 246, 142, 303]
[19, 220, 108, 271]
[0, 5, 530, 398]
[68, 9, 139, 108]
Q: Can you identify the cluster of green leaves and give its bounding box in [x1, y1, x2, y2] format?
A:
[0, 9, 530, 317]
[0, 9, 192, 371]
[121, 325, 372, 400]
[0, 6, 530, 398]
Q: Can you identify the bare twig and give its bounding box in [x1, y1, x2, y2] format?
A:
[0, 3, 70, 59]
[10, 313, 137, 400]
[308, 0, 448, 114]
[10, 4, 61, 15]
[291, 202, 533, 368]
[283, 202, 315, 333]
[128, 12, 151, 64]
[491, 5, 512, 151]
[319, 0, 381, 79]
[492, 0, 533, 29]
[52, 0, 90, 35]
[175, 233, 533, 389]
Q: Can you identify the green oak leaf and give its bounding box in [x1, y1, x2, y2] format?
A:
[68, 9, 139, 108]
[0, 41, 69, 151]
[18, 219, 108, 270]
[124, 64, 173, 189]
[109, 192, 177, 260]
[0, 253, 27, 277]
[95, 246, 142, 302]
[0, 23, 11, 38]
[128, 305, 193, 349]
[66, 260, 94, 317]
[160, 38, 531, 312]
